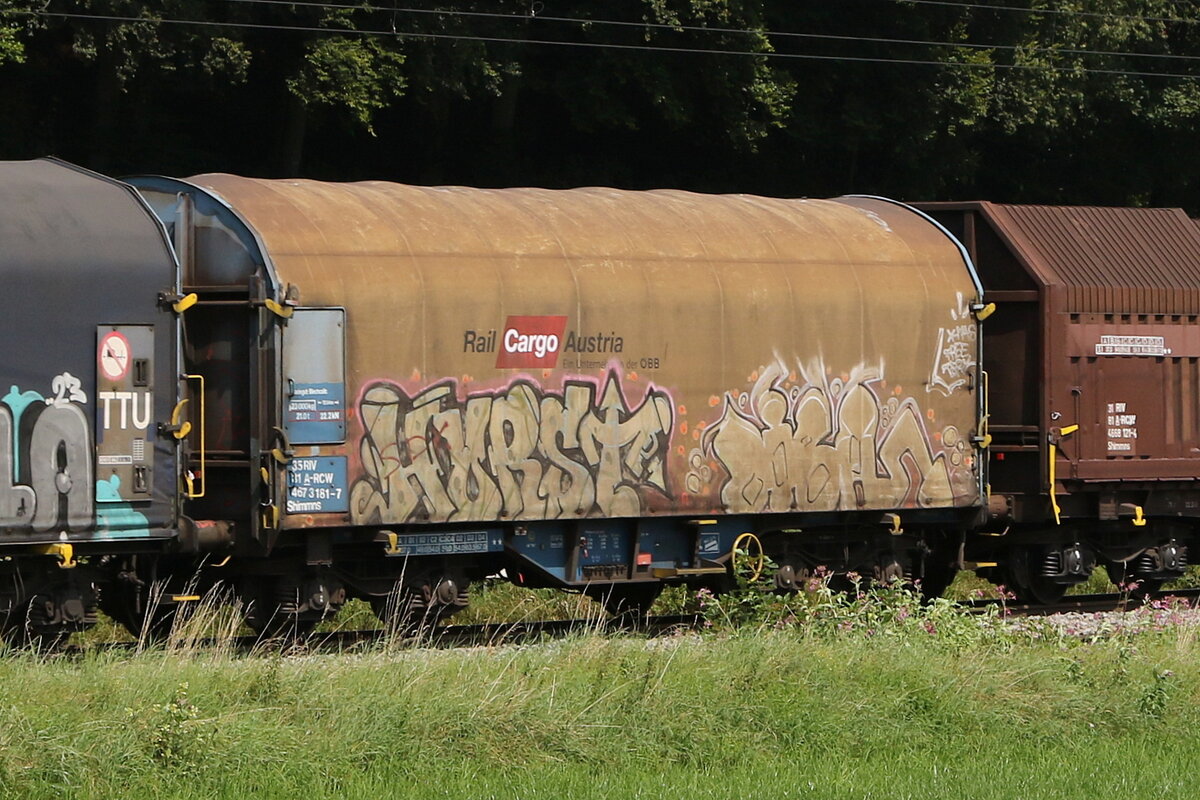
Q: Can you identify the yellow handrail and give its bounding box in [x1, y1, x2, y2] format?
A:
[183, 373, 206, 499]
[1049, 424, 1078, 525]
[976, 370, 991, 449]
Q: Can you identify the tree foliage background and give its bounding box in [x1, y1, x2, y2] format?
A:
[2, 0, 1200, 207]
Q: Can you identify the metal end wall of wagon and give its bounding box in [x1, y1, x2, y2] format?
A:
[920, 201, 1200, 526]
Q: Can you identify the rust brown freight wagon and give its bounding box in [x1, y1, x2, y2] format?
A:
[131, 174, 986, 628]
[920, 202, 1200, 602]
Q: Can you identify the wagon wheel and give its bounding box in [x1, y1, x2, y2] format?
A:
[1104, 563, 1163, 597]
[916, 557, 957, 602]
[99, 579, 178, 641]
[369, 586, 427, 633]
[1020, 573, 1067, 605]
[245, 606, 319, 640]
[584, 584, 663, 626]
[370, 575, 471, 634]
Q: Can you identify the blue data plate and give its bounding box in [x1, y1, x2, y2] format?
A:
[286, 456, 348, 514]
[286, 382, 346, 444]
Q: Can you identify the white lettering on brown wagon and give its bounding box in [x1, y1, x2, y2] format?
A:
[1106, 402, 1138, 453]
[1095, 335, 1169, 356]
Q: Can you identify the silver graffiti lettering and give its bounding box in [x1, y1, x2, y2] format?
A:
[0, 407, 36, 523]
[28, 403, 95, 531]
[350, 372, 673, 524]
[2, 377, 95, 532]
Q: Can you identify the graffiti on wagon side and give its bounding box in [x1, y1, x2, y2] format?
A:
[694, 359, 976, 513]
[349, 372, 674, 524]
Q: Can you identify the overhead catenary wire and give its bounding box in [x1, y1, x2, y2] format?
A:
[215, 0, 1200, 64]
[898, 0, 1200, 25]
[14, 6, 1200, 80]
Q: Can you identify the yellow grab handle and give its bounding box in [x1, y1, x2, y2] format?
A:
[182, 374, 206, 499]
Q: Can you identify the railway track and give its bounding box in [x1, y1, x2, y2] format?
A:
[73, 613, 705, 655]
[968, 587, 1200, 617]
[299, 613, 705, 652]
[49, 588, 1200, 655]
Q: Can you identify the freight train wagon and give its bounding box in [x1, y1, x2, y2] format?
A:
[921, 202, 1200, 602]
[0, 158, 183, 636]
[122, 172, 986, 629]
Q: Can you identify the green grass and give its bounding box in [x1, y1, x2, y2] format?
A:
[12, 571, 1195, 798]
[2, 623, 1199, 798]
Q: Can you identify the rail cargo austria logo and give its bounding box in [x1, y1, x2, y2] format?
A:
[495, 315, 568, 368]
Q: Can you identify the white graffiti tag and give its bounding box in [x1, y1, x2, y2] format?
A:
[928, 292, 977, 396]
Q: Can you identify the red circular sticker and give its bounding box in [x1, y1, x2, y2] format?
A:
[98, 331, 131, 381]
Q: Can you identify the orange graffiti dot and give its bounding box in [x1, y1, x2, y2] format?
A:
[894, 386, 903, 395]
[788, 371, 797, 383]
[461, 374, 473, 384]
[678, 404, 687, 416]
[841, 373, 850, 382]
[542, 369, 552, 379]
[627, 371, 639, 381]
[410, 369, 422, 382]
[680, 422, 689, 435]
[709, 395, 721, 407]
[677, 445, 686, 456]
[693, 430, 700, 440]
[697, 420, 706, 430]
[933, 431, 942, 442]
[927, 409, 936, 420]
[749, 370, 759, 381]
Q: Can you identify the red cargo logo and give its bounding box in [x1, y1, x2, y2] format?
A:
[496, 315, 568, 368]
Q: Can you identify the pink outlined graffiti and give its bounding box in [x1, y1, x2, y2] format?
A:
[349, 371, 674, 524]
[694, 359, 976, 513]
